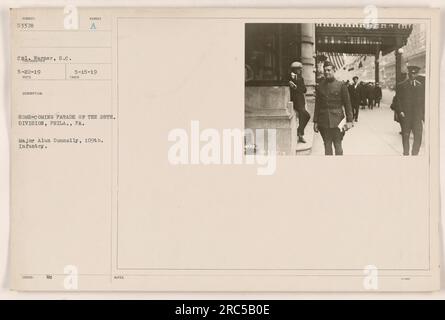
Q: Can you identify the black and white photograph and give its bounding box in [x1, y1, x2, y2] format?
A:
[245, 22, 427, 156]
[2, 5, 442, 298]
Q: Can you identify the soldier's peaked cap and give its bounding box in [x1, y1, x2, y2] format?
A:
[407, 65, 421, 73]
[323, 60, 335, 68]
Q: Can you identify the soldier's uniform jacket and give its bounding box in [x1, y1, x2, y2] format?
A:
[395, 78, 425, 122]
[314, 78, 353, 128]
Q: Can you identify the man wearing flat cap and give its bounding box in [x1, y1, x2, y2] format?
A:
[394, 65, 425, 155]
[313, 60, 354, 155]
[289, 61, 310, 143]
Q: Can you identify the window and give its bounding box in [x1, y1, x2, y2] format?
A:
[245, 24, 301, 86]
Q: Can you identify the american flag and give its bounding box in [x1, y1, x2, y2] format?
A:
[319, 52, 346, 70]
[341, 54, 368, 71]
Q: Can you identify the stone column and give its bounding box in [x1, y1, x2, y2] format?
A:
[395, 49, 402, 87]
[300, 24, 315, 95]
[374, 52, 380, 84]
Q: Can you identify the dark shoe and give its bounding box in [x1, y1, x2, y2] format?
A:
[298, 136, 307, 143]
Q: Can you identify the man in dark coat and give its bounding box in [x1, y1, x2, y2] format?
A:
[366, 82, 375, 109]
[394, 65, 425, 155]
[289, 61, 310, 143]
[390, 95, 402, 133]
[348, 76, 361, 122]
[359, 81, 367, 109]
[390, 72, 407, 135]
[313, 61, 354, 155]
[374, 82, 382, 108]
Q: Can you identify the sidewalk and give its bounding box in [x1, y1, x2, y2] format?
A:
[309, 103, 426, 156]
[295, 96, 315, 155]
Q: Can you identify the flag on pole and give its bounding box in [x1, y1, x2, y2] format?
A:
[320, 52, 346, 70]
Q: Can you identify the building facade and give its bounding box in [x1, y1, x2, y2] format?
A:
[356, 24, 427, 88]
[245, 24, 316, 155]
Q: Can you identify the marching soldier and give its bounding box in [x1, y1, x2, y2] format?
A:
[289, 61, 310, 143]
[394, 65, 425, 155]
[314, 61, 354, 155]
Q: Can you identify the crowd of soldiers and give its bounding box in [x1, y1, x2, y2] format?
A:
[288, 60, 425, 156]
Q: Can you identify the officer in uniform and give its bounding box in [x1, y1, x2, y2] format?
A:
[289, 61, 310, 143]
[314, 61, 354, 155]
[394, 65, 425, 155]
